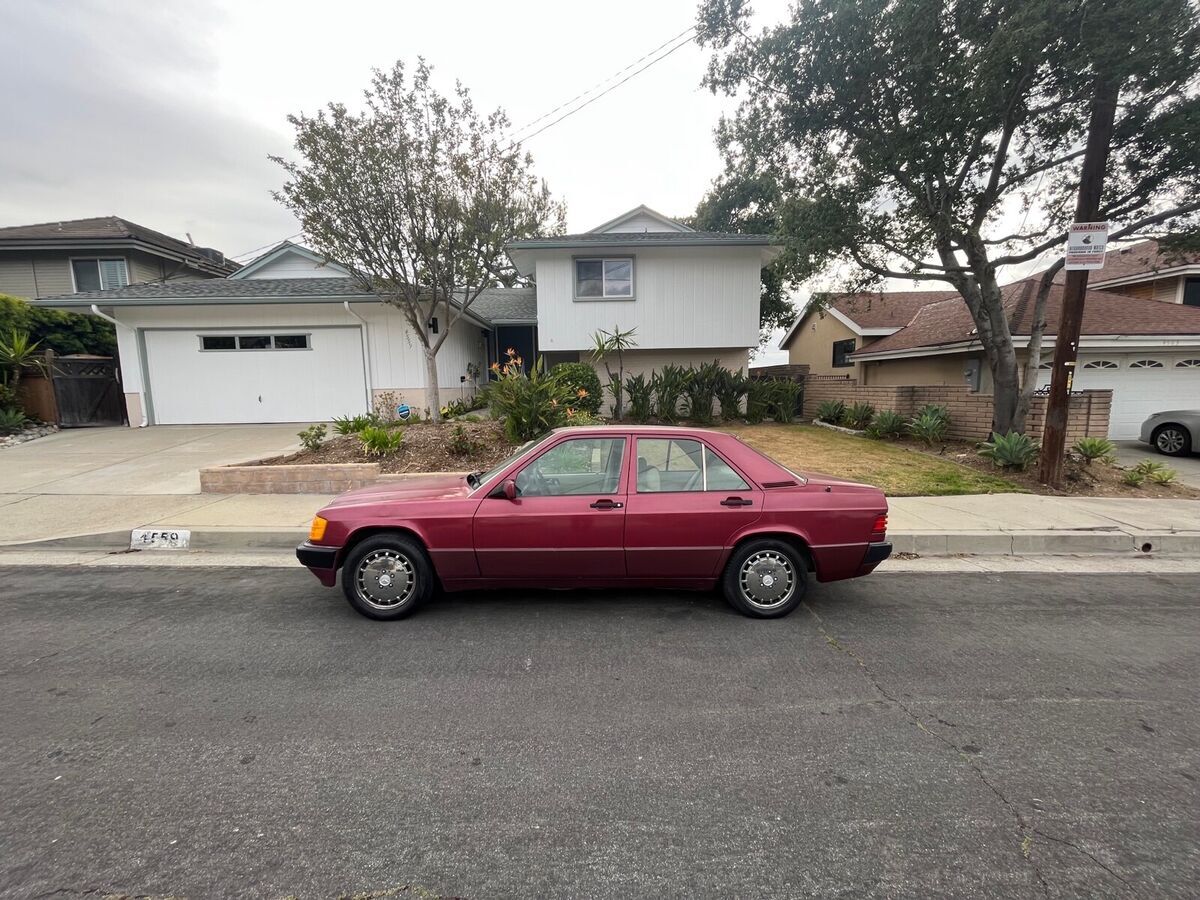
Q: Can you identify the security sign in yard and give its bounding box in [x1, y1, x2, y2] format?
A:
[130, 528, 191, 550]
[1065, 222, 1109, 270]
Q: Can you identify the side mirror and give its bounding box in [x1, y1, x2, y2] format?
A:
[502, 479, 517, 501]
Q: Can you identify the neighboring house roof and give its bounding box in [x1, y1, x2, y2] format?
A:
[466, 287, 536, 324]
[587, 204, 695, 234]
[507, 231, 775, 250]
[1083, 238, 1200, 288]
[229, 241, 351, 279]
[0, 216, 239, 276]
[853, 281, 1200, 359]
[779, 289, 958, 349]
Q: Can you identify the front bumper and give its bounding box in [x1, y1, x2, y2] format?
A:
[297, 541, 340, 586]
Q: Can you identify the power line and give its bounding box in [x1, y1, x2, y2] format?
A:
[229, 231, 306, 261]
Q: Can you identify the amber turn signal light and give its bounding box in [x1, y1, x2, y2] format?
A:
[309, 516, 328, 542]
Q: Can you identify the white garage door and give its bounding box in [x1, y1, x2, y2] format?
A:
[1037, 354, 1200, 440]
[145, 328, 368, 424]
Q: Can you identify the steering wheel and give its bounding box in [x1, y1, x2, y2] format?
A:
[520, 465, 554, 496]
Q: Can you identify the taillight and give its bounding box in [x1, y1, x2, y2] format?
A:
[871, 514, 888, 538]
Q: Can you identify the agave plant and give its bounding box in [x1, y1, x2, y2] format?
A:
[843, 402, 876, 430]
[907, 409, 949, 446]
[978, 431, 1039, 470]
[1071, 436, 1116, 466]
[865, 409, 906, 440]
[815, 399, 846, 425]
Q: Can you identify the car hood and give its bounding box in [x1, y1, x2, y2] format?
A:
[322, 473, 470, 509]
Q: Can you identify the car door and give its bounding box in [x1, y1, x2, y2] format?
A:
[473, 434, 629, 580]
[624, 436, 762, 578]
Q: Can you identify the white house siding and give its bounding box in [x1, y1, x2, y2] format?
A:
[600, 213, 684, 233]
[534, 246, 762, 352]
[111, 301, 487, 424]
[241, 254, 348, 279]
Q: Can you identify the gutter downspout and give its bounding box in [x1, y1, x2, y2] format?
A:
[343, 301, 374, 409]
[91, 304, 147, 427]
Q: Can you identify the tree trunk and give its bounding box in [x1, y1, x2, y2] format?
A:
[423, 348, 441, 423]
[1012, 262, 1062, 433]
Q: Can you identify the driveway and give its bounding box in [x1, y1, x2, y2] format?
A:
[1113, 440, 1200, 488]
[0, 424, 303, 495]
[2, 568, 1197, 898]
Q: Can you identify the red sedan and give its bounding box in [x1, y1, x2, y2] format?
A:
[297, 425, 890, 620]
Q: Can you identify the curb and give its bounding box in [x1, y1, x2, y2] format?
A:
[4, 528, 1199, 557]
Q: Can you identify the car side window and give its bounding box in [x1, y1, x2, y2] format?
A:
[705, 446, 751, 491]
[637, 438, 750, 492]
[515, 437, 625, 497]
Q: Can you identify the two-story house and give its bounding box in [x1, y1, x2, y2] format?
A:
[30, 206, 778, 426]
[779, 239, 1200, 439]
[0, 216, 238, 299]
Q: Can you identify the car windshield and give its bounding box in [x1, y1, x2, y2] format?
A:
[468, 435, 550, 492]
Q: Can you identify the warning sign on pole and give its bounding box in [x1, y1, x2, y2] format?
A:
[1064, 222, 1109, 270]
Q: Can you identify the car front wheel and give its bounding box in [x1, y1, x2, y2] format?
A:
[341, 534, 433, 620]
[722, 538, 808, 619]
[1152, 424, 1192, 457]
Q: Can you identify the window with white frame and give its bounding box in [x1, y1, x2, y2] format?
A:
[1082, 359, 1119, 369]
[574, 258, 633, 299]
[200, 334, 311, 351]
[71, 258, 128, 292]
[1176, 359, 1200, 368]
[1130, 359, 1164, 368]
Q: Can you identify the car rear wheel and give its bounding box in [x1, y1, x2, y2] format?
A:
[1152, 424, 1192, 457]
[722, 538, 807, 619]
[341, 534, 433, 620]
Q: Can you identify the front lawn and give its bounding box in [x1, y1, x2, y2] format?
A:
[721, 423, 1022, 496]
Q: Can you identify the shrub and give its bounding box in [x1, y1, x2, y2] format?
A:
[550, 362, 603, 416]
[487, 350, 573, 442]
[298, 424, 327, 452]
[1122, 469, 1146, 487]
[766, 378, 803, 424]
[564, 409, 604, 426]
[716, 369, 748, 420]
[372, 390, 401, 424]
[815, 399, 846, 425]
[0, 407, 28, 434]
[682, 362, 721, 424]
[978, 431, 1039, 470]
[744, 378, 771, 424]
[907, 409, 949, 446]
[652, 365, 688, 423]
[914, 404, 950, 425]
[1149, 468, 1178, 485]
[843, 402, 875, 430]
[358, 425, 404, 456]
[624, 372, 654, 423]
[447, 423, 480, 456]
[1, 293, 116, 357]
[865, 409, 906, 440]
[1134, 459, 1167, 476]
[0, 382, 18, 412]
[1072, 436, 1115, 465]
[332, 413, 376, 435]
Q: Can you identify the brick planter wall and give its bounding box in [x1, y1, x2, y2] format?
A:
[803, 382, 1111, 441]
[200, 463, 380, 494]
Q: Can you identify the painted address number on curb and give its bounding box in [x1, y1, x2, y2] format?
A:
[130, 529, 191, 550]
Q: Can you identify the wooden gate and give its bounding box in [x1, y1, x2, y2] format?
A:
[50, 355, 125, 427]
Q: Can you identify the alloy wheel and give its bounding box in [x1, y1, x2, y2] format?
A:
[1156, 428, 1186, 455]
[355, 549, 416, 610]
[738, 550, 796, 610]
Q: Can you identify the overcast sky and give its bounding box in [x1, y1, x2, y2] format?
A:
[0, 0, 799, 358]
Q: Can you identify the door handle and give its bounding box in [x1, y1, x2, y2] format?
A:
[720, 497, 753, 507]
[590, 499, 624, 509]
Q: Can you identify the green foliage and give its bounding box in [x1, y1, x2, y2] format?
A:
[1134, 459, 1168, 476]
[358, 425, 404, 456]
[550, 362, 603, 416]
[0, 382, 18, 412]
[651, 365, 688, 423]
[865, 409, 906, 440]
[487, 353, 573, 442]
[843, 402, 875, 430]
[447, 423, 481, 456]
[1071, 437, 1116, 465]
[440, 394, 488, 419]
[715, 368, 749, 420]
[0, 295, 116, 357]
[978, 431, 1039, 470]
[590, 325, 638, 418]
[744, 378, 772, 424]
[765, 378, 803, 424]
[1149, 468, 1178, 485]
[682, 362, 722, 424]
[1122, 469, 1146, 487]
[815, 399, 846, 425]
[907, 409, 949, 446]
[298, 424, 327, 452]
[914, 405, 950, 426]
[0, 407, 28, 434]
[332, 413, 377, 435]
[563, 410, 604, 426]
[624, 372, 654, 423]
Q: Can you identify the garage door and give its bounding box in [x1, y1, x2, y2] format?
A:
[1037, 354, 1200, 440]
[144, 328, 368, 424]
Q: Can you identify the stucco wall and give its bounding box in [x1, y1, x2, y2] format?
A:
[859, 353, 976, 387]
[786, 310, 861, 378]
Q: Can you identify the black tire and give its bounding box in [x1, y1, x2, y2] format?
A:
[340, 534, 433, 620]
[721, 538, 808, 619]
[1152, 424, 1192, 457]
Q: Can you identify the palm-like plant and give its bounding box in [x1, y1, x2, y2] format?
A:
[0, 330, 43, 397]
[590, 325, 638, 419]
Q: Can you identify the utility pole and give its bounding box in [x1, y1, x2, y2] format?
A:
[1037, 76, 1120, 488]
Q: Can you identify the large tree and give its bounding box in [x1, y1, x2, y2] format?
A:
[699, 0, 1200, 433]
[273, 60, 565, 421]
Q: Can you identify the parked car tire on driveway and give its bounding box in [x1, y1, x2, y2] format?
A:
[722, 538, 808, 618]
[1151, 423, 1193, 457]
[341, 534, 433, 620]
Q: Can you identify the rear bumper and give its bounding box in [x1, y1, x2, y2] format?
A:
[857, 541, 892, 575]
[297, 542, 340, 586]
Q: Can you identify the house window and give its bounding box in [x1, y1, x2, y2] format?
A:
[1082, 359, 1119, 369]
[1184, 277, 1200, 307]
[832, 338, 856, 368]
[1176, 359, 1200, 368]
[200, 334, 311, 351]
[71, 258, 128, 292]
[1129, 359, 1164, 368]
[575, 258, 633, 299]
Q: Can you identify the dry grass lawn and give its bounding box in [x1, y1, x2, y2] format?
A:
[721, 423, 1022, 496]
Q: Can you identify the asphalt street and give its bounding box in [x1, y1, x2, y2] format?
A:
[1, 567, 1197, 899]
